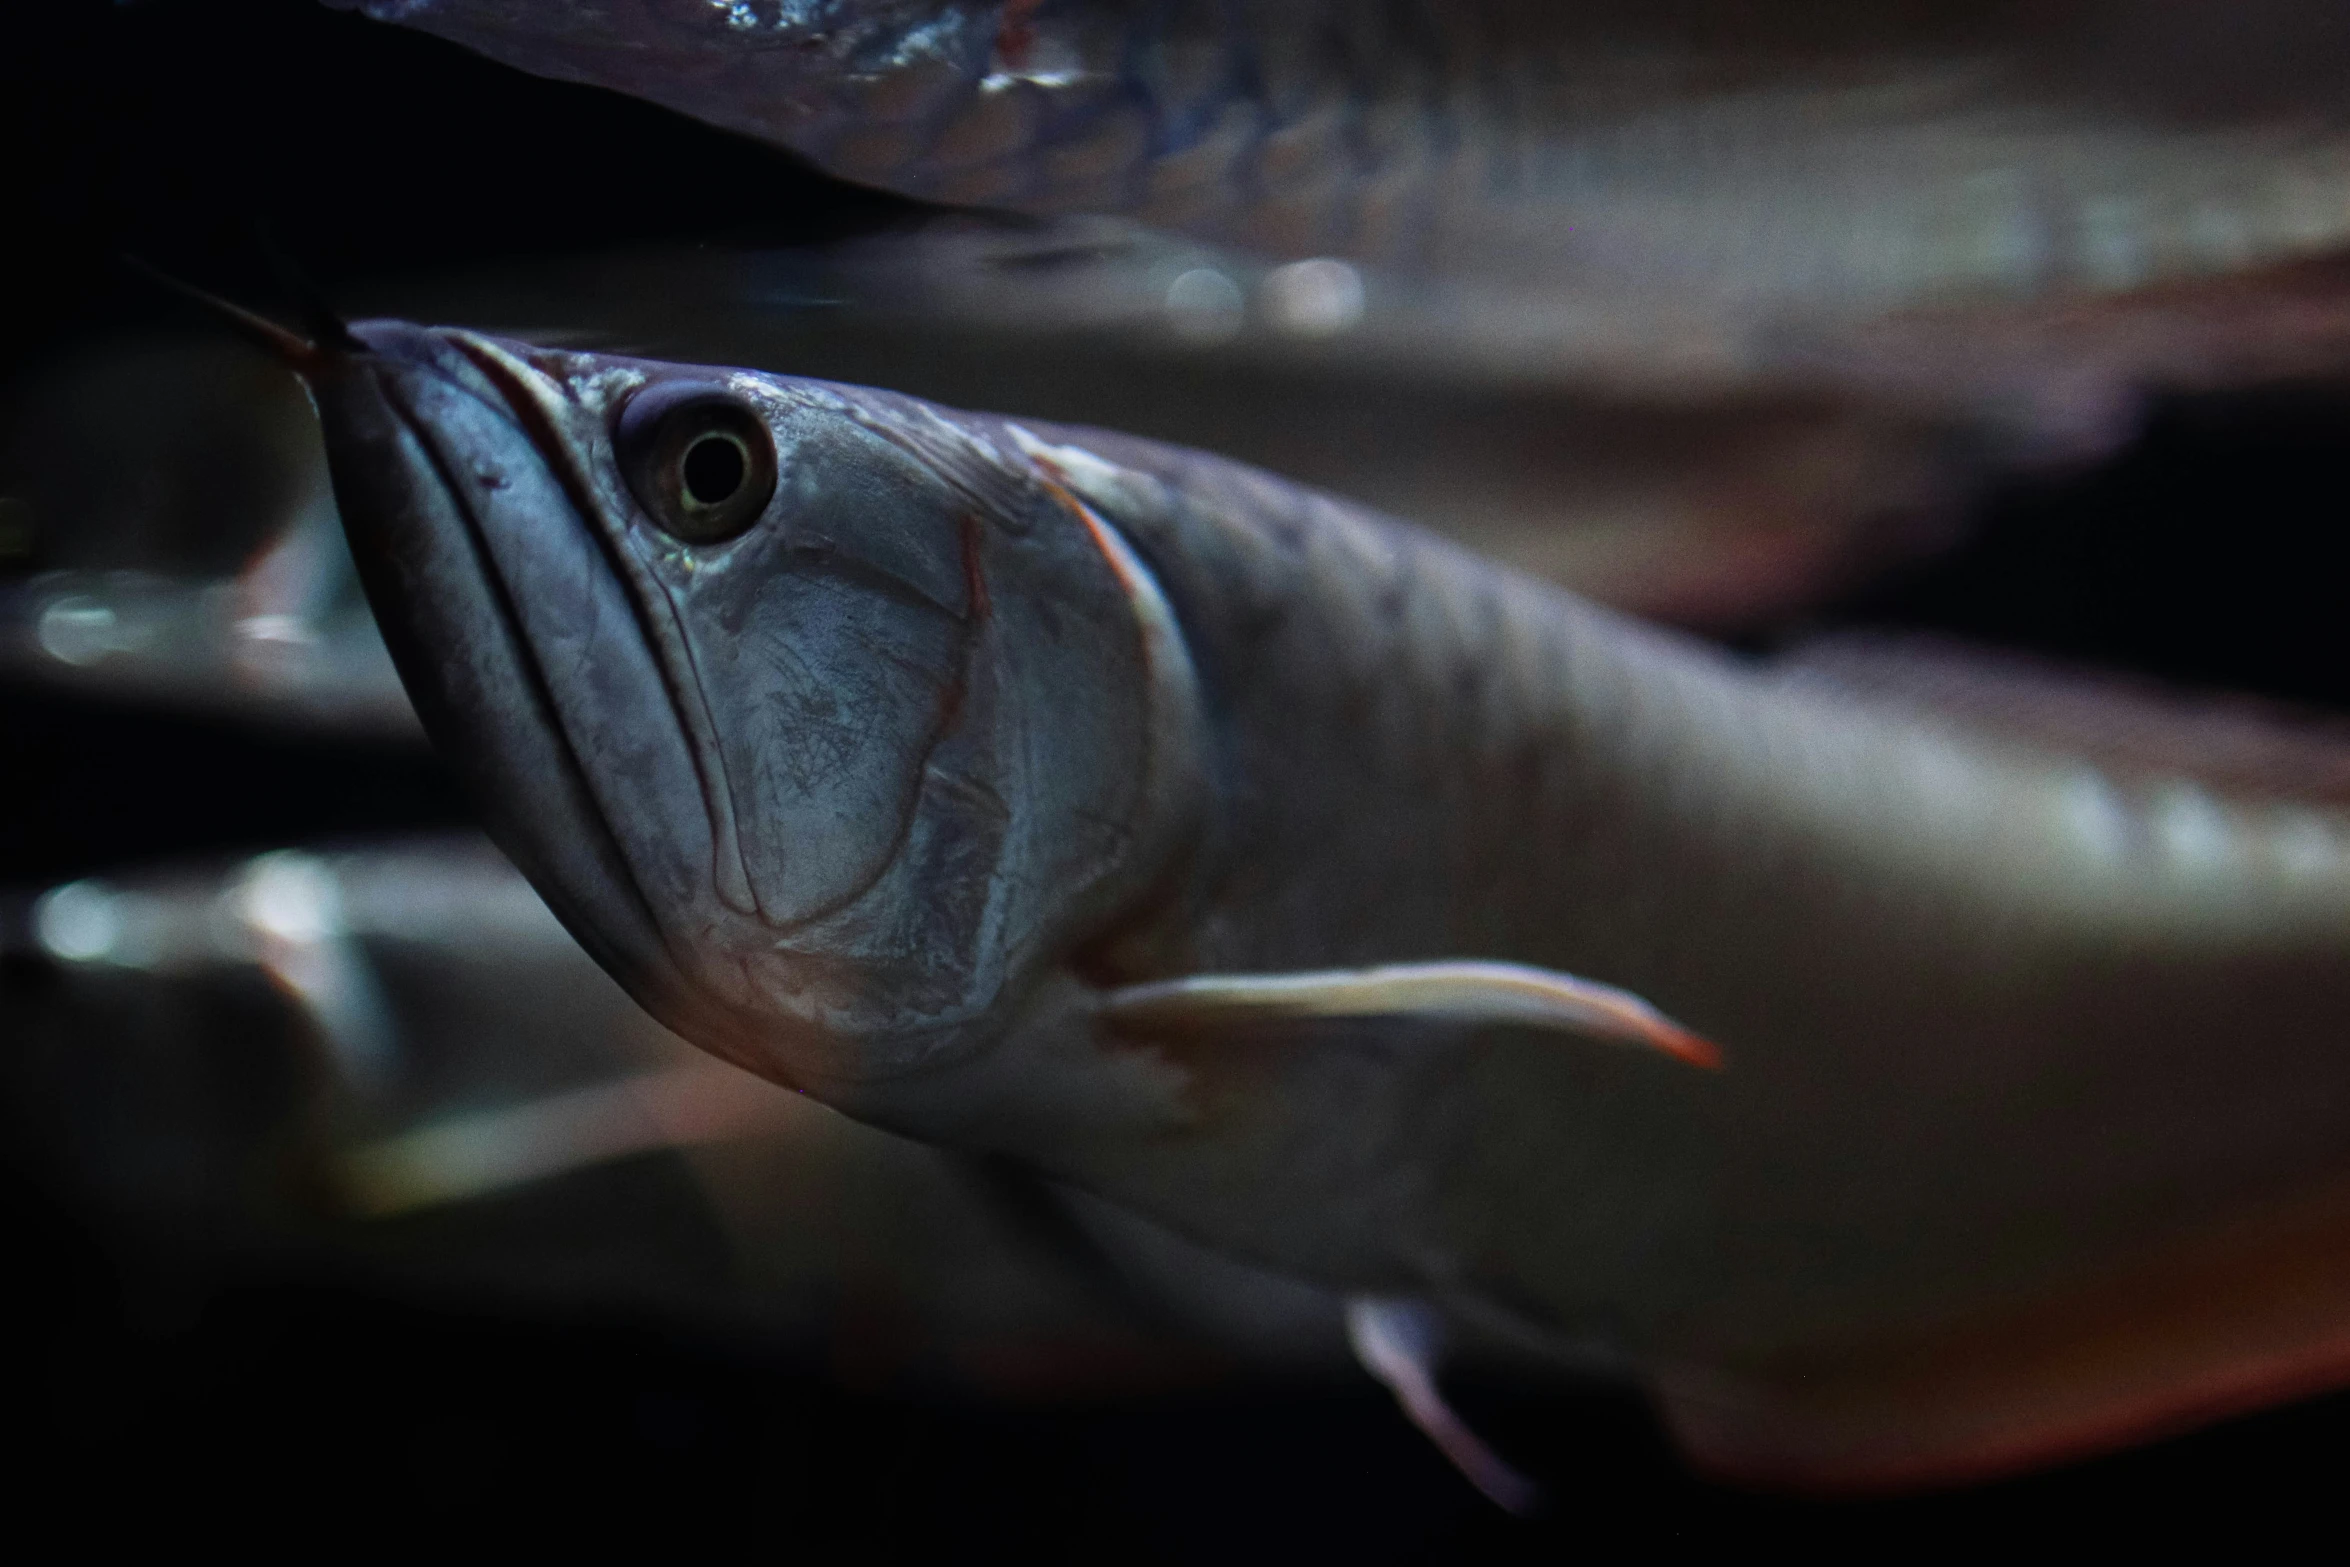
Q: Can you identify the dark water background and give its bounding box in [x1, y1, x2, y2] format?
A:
[6, 0, 2350, 1550]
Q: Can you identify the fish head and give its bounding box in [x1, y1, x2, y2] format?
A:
[307, 320, 1202, 1089]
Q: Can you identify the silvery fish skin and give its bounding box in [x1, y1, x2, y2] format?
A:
[337, 1, 2350, 389]
[310, 319, 2350, 1488]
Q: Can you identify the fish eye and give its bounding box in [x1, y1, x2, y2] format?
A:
[617, 381, 778, 544]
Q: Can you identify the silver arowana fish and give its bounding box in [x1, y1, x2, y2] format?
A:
[341, 0, 2350, 410]
[279, 308, 2350, 1492]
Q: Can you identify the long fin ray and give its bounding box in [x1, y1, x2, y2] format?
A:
[1100, 961, 1721, 1069]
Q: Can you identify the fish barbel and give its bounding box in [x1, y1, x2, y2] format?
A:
[288, 313, 2350, 1489]
[335, 0, 2350, 393]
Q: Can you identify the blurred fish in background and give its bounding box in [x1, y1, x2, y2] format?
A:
[1, 836, 1343, 1380]
[337, 0, 2350, 436]
[10, 0, 2350, 1548]
[0, 339, 413, 733]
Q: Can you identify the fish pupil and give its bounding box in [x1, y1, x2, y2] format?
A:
[617, 383, 777, 543]
[681, 434, 747, 508]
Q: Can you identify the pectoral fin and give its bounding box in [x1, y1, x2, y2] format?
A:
[1100, 961, 1721, 1070]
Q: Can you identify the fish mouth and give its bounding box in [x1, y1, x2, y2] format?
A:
[419, 328, 769, 924]
[310, 321, 743, 1049]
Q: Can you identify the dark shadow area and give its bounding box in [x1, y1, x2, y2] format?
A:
[0, 0, 918, 365]
[0, 683, 469, 883]
[12, 1169, 2345, 1551]
[1823, 380, 2350, 712]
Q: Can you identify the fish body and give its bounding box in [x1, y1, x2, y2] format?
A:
[306, 318, 2350, 1486]
[339, 0, 2350, 400]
